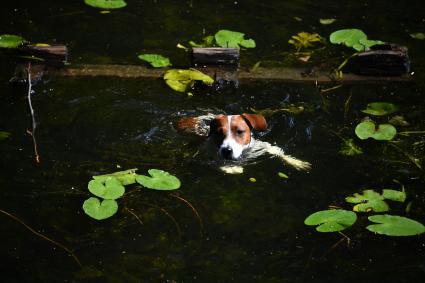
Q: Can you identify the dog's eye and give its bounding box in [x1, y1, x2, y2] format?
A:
[236, 129, 245, 135]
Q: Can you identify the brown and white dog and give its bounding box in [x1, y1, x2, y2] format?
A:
[176, 113, 311, 172]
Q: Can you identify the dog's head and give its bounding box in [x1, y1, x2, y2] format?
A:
[209, 114, 267, 160]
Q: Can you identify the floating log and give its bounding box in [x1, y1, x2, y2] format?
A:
[50, 64, 412, 84]
[346, 44, 410, 76]
[15, 44, 68, 67]
[192, 48, 240, 66]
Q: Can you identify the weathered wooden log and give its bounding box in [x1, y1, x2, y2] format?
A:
[50, 64, 412, 84]
[346, 44, 410, 76]
[192, 48, 240, 66]
[16, 44, 68, 67]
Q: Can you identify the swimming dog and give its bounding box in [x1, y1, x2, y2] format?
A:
[175, 113, 311, 173]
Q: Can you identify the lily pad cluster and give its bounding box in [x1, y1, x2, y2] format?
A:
[82, 168, 181, 220]
[189, 29, 256, 49]
[0, 131, 12, 141]
[330, 28, 384, 52]
[355, 102, 399, 141]
[305, 186, 425, 236]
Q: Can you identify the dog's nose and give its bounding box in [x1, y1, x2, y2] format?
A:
[220, 146, 233, 159]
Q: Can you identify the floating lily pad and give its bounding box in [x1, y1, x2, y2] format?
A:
[0, 131, 12, 140]
[330, 29, 382, 51]
[83, 197, 118, 220]
[214, 30, 256, 49]
[410, 32, 425, 40]
[361, 102, 398, 116]
[84, 0, 127, 9]
[382, 189, 406, 202]
[88, 177, 125, 200]
[304, 209, 357, 232]
[345, 190, 389, 212]
[0, 34, 25, 48]
[355, 121, 397, 141]
[163, 68, 214, 93]
[367, 215, 425, 236]
[93, 168, 138, 185]
[136, 169, 181, 190]
[138, 54, 171, 68]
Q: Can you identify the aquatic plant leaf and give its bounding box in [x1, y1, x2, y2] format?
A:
[83, 197, 118, 220]
[339, 138, 363, 156]
[367, 215, 425, 236]
[329, 29, 382, 51]
[214, 30, 255, 49]
[330, 29, 367, 50]
[136, 169, 181, 190]
[137, 54, 171, 68]
[0, 131, 12, 140]
[304, 210, 357, 232]
[240, 39, 256, 48]
[382, 189, 406, 202]
[361, 102, 398, 116]
[0, 34, 25, 48]
[319, 18, 336, 25]
[278, 172, 289, 179]
[189, 35, 215, 47]
[345, 190, 389, 212]
[163, 68, 214, 93]
[410, 33, 425, 40]
[355, 121, 396, 141]
[288, 32, 322, 50]
[88, 177, 125, 200]
[84, 0, 127, 9]
[93, 168, 138, 185]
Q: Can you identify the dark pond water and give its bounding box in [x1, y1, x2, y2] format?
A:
[1, 1, 425, 282]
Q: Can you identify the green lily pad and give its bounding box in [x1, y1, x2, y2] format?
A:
[0, 34, 25, 48]
[136, 169, 181, 190]
[355, 121, 397, 141]
[137, 54, 172, 68]
[214, 30, 256, 49]
[84, 0, 127, 9]
[367, 215, 425, 236]
[163, 68, 214, 93]
[339, 138, 363, 156]
[382, 189, 406, 202]
[330, 29, 382, 51]
[345, 190, 389, 212]
[0, 131, 12, 140]
[93, 168, 138, 185]
[361, 102, 398, 116]
[88, 177, 125, 200]
[83, 197, 118, 220]
[304, 209, 357, 232]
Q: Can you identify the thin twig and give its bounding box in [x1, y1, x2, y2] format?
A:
[26, 63, 41, 163]
[0, 209, 81, 267]
[125, 207, 144, 225]
[170, 193, 204, 237]
[144, 203, 182, 238]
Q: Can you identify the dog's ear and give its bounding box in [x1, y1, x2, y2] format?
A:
[241, 114, 267, 131]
